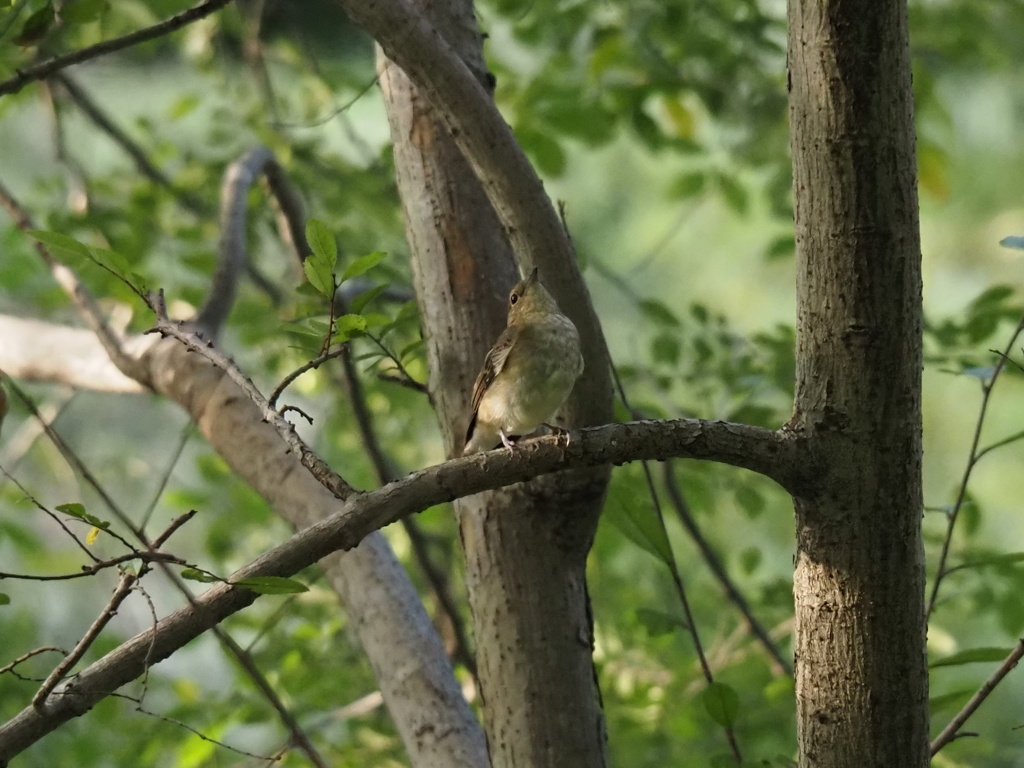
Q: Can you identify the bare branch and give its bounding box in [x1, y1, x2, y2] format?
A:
[146, 300, 355, 500]
[931, 639, 1024, 755]
[0, 0, 235, 97]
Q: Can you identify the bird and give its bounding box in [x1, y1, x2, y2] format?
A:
[463, 267, 584, 454]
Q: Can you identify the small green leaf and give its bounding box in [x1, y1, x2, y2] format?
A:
[735, 485, 765, 518]
[332, 314, 368, 343]
[930, 647, 1013, 668]
[340, 251, 387, 283]
[55, 502, 87, 518]
[702, 682, 740, 727]
[14, 2, 53, 45]
[56, 503, 110, 530]
[180, 568, 220, 583]
[638, 298, 681, 327]
[26, 230, 91, 262]
[605, 498, 673, 566]
[667, 172, 706, 199]
[636, 607, 688, 636]
[303, 254, 336, 297]
[305, 219, 337, 268]
[765, 235, 795, 261]
[348, 283, 389, 314]
[235, 576, 308, 594]
[0, 593, 10, 606]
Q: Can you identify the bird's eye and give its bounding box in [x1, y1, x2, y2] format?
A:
[509, 292, 519, 305]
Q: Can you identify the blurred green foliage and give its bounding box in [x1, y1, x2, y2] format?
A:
[1, 0, 1024, 766]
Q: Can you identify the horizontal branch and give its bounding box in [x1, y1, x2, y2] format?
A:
[0, 0, 234, 97]
[0, 416, 804, 759]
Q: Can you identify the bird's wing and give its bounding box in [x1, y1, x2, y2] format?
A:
[470, 325, 519, 413]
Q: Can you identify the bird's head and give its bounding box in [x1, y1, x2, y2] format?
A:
[507, 267, 561, 323]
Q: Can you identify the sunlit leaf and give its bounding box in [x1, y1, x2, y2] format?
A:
[86, 526, 101, 546]
[305, 219, 337, 268]
[340, 251, 387, 283]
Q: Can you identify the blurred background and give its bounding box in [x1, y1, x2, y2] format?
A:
[1, 0, 1023, 765]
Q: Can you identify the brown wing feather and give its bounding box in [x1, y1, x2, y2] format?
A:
[465, 326, 520, 442]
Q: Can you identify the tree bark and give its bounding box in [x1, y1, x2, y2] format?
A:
[376, 1, 613, 765]
[787, 0, 928, 766]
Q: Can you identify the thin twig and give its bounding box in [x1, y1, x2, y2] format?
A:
[930, 639, 1024, 755]
[607, 361, 743, 764]
[110, 692, 280, 762]
[0, 177, 150, 385]
[927, 317, 1024, 619]
[268, 348, 347, 408]
[32, 569, 139, 707]
[146, 291, 355, 500]
[662, 462, 792, 676]
[19, 390, 329, 767]
[0, 0, 234, 97]
[0, 647, 68, 679]
[0, 550, 185, 582]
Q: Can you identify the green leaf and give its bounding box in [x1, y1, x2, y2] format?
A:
[26, 230, 91, 262]
[702, 682, 740, 727]
[639, 298, 681, 327]
[930, 647, 1013, 668]
[765, 234, 795, 261]
[348, 283, 389, 314]
[180, 568, 220, 584]
[734, 485, 765, 518]
[303, 254, 336, 297]
[14, 2, 53, 46]
[667, 172, 706, 199]
[0, 593, 10, 606]
[340, 251, 387, 283]
[234, 576, 308, 594]
[636, 607, 688, 636]
[55, 502, 87, 518]
[605, 498, 674, 566]
[55, 502, 110, 530]
[332, 313, 368, 343]
[955, 552, 1024, 571]
[304, 219, 337, 268]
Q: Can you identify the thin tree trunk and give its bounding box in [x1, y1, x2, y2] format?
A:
[787, 0, 928, 765]
[377, 1, 612, 766]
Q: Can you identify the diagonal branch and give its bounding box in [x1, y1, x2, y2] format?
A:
[0, 415, 807, 759]
[0, 0, 234, 97]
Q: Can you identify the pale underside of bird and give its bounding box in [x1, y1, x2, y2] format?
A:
[463, 268, 584, 455]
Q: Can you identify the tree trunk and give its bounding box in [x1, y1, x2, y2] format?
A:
[787, 0, 928, 765]
[377, 1, 613, 766]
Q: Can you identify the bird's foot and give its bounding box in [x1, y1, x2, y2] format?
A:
[499, 430, 520, 451]
[542, 423, 571, 448]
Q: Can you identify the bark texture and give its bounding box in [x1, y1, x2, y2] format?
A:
[788, 0, 928, 766]
[376, 1, 613, 765]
